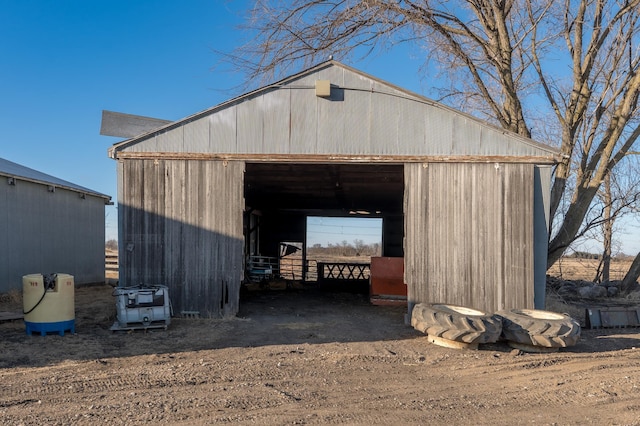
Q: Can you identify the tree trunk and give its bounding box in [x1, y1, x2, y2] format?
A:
[621, 252, 640, 293]
[601, 173, 612, 283]
[547, 185, 600, 267]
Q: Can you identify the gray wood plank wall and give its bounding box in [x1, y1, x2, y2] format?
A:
[404, 162, 534, 313]
[119, 159, 244, 318]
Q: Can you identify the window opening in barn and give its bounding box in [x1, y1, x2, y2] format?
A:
[306, 216, 382, 289]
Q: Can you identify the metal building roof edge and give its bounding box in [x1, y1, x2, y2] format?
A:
[108, 60, 562, 159]
[0, 157, 112, 202]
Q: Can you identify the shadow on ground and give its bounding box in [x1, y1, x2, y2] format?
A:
[0, 284, 420, 368]
[2, 284, 639, 369]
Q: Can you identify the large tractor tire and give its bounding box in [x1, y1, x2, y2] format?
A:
[411, 303, 502, 345]
[496, 309, 581, 348]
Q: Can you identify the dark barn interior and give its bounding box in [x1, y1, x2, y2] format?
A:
[243, 163, 405, 287]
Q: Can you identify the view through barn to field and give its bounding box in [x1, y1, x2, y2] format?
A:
[276, 217, 383, 284]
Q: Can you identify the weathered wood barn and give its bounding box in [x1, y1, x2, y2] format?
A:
[0, 157, 111, 293]
[107, 61, 561, 318]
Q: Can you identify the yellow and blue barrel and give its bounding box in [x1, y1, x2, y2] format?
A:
[22, 273, 75, 336]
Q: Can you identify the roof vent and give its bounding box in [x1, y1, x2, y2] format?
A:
[315, 80, 331, 97]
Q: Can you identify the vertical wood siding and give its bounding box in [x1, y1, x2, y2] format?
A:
[404, 163, 534, 313]
[120, 159, 244, 318]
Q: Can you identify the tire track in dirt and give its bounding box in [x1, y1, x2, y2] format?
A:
[426, 349, 640, 417]
[4, 284, 640, 424]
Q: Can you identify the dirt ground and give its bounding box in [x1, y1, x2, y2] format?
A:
[2, 283, 640, 425]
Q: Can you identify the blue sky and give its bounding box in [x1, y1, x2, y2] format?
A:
[1, 1, 638, 254]
[0, 0, 419, 243]
[1, 1, 247, 239]
[307, 217, 382, 247]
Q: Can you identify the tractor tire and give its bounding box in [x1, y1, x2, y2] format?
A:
[496, 309, 581, 348]
[411, 303, 502, 344]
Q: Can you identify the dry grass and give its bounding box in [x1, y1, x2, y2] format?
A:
[547, 258, 632, 281]
[544, 292, 585, 323]
[0, 288, 22, 310]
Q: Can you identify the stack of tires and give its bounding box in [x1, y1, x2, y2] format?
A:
[411, 304, 580, 352]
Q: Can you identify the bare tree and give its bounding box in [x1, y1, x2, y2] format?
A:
[590, 169, 640, 283]
[622, 252, 640, 290]
[621, 152, 640, 288]
[593, 172, 613, 283]
[105, 239, 118, 251]
[230, 0, 640, 270]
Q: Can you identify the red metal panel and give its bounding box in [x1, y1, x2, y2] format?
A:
[370, 257, 406, 302]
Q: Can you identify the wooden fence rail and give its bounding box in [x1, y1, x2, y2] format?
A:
[104, 252, 118, 273]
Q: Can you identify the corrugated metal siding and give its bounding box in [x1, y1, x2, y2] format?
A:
[263, 89, 291, 153]
[318, 88, 344, 153]
[404, 162, 535, 313]
[319, 65, 347, 86]
[290, 87, 317, 153]
[183, 116, 209, 153]
[209, 108, 237, 152]
[370, 93, 396, 154]
[115, 65, 559, 160]
[0, 179, 105, 292]
[342, 88, 369, 153]
[119, 159, 244, 318]
[343, 66, 376, 90]
[236, 98, 263, 153]
[397, 99, 423, 154]
[156, 127, 183, 152]
[424, 107, 454, 155]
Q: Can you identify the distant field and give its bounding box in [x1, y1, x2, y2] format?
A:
[547, 258, 632, 281]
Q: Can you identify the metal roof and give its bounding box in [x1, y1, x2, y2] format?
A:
[109, 60, 562, 163]
[0, 157, 111, 201]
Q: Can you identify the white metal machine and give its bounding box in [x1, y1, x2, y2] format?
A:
[110, 285, 171, 331]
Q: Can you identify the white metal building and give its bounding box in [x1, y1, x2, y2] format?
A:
[0, 157, 111, 292]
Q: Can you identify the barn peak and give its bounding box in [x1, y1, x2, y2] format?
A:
[107, 60, 561, 163]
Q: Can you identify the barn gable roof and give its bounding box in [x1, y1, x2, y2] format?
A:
[0, 157, 111, 201]
[109, 61, 561, 163]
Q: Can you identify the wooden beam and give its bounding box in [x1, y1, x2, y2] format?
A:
[113, 152, 560, 164]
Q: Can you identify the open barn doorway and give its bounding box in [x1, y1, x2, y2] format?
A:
[242, 162, 404, 298]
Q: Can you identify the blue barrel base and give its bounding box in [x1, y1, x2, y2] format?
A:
[25, 319, 75, 336]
